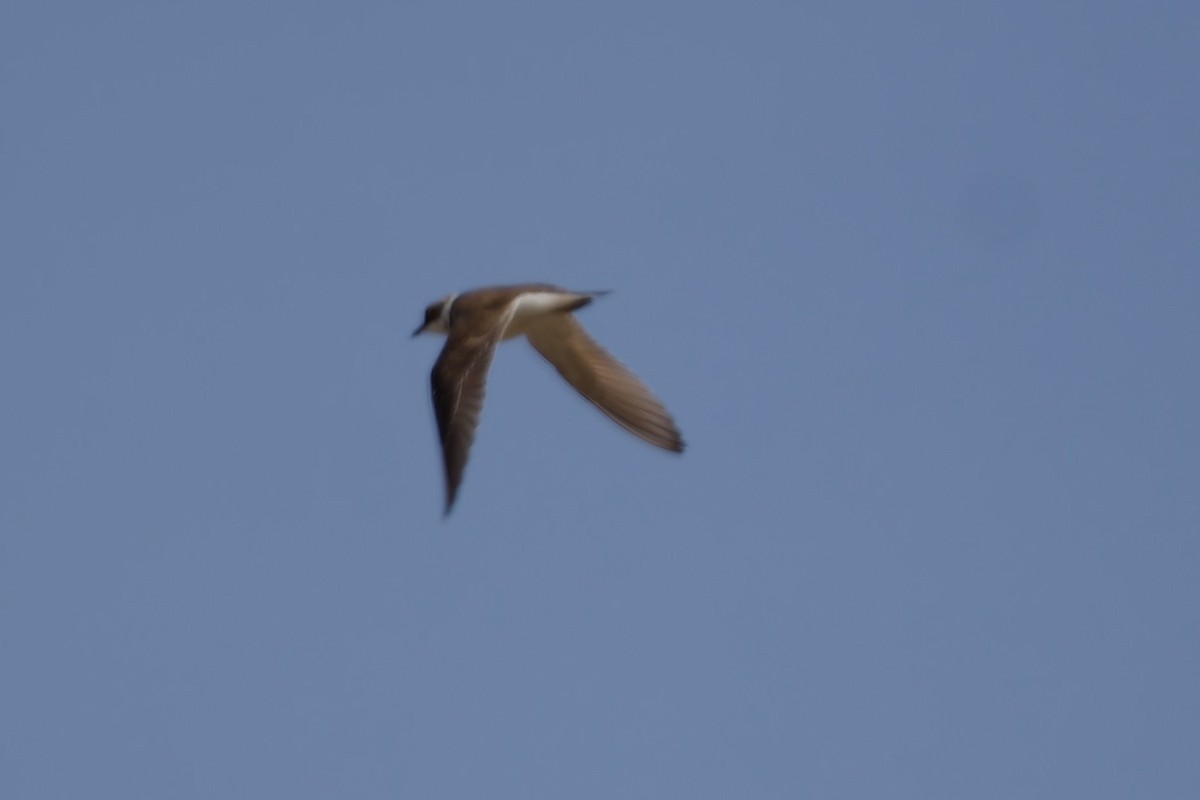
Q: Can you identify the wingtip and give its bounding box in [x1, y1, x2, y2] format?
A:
[442, 485, 459, 518]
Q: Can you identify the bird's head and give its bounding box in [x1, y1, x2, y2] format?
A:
[412, 295, 455, 337]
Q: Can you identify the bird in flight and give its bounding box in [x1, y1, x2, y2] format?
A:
[413, 284, 685, 514]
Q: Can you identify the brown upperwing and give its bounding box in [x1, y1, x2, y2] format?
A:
[428, 291, 524, 513]
[525, 314, 684, 453]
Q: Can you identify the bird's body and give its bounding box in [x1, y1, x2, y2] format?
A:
[413, 284, 684, 514]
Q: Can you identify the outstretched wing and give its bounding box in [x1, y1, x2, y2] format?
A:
[430, 325, 504, 514]
[525, 314, 685, 453]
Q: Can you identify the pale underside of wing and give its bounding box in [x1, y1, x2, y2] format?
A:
[430, 325, 504, 514]
[525, 314, 684, 453]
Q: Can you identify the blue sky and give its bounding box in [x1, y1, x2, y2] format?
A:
[2, 2, 1198, 797]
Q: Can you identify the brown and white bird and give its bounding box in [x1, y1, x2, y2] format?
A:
[413, 284, 685, 514]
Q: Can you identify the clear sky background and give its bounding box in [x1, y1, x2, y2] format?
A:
[3, 2, 1198, 797]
